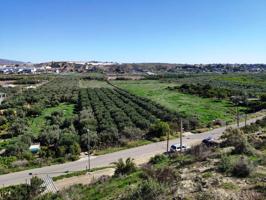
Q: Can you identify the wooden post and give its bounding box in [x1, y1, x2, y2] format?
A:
[236, 106, 240, 128]
[87, 129, 91, 171]
[180, 119, 183, 152]
[245, 113, 247, 127]
[166, 130, 169, 153]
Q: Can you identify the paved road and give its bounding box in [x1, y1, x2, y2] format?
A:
[0, 115, 264, 187]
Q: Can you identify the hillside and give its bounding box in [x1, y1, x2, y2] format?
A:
[36, 61, 266, 74]
[0, 59, 25, 65]
[1, 117, 266, 200]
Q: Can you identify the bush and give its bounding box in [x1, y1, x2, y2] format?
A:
[239, 190, 264, 200]
[149, 154, 168, 165]
[0, 176, 45, 200]
[5, 141, 29, 158]
[120, 127, 144, 141]
[196, 191, 220, 200]
[170, 153, 195, 167]
[218, 155, 234, 173]
[148, 121, 170, 138]
[141, 165, 180, 185]
[119, 180, 167, 200]
[254, 182, 266, 195]
[222, 128, 254, 155]
[113, 158, 137, 177]
[231, 156, 254, 177]
[187, 144, 213, 161]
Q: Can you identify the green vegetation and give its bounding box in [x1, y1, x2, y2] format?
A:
[79, 80, 112, 88]
[0, 76, 80, 174]
[76, 87, 196, 153]
[5, 119, 266, 199]
[151, 73, 266, 95]
[52, 166, 114, 181]
[29, 103, 75, 136]
[112, 158, 137, 177]
[38, 120, 266, 199]
[83, 72, 105, 80]
[215, 74, 266, 94]
[113, 80, 238, 125]
[0, 72, 265, 177]
[94, 139, 151, 155]
[173, 83, 244, 99]
[0, 75, 197, 175]
[49, 172, 142, 200]
[221, 182, 239, 190]
[0, 176, 45, 200]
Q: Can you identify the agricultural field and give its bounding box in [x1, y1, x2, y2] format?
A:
[79, 79, 112, 88]
[29, 103, 75, 136]
[0, 73, 265, 175]
[0, 75, 192, 174]
[0, 76, 80, 174]
[76, 86, 195, 149]
[154, 73, 266, 96]
[113, 80, 240, 125]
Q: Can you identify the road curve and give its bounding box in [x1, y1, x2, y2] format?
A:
[0, 115, 264, 187]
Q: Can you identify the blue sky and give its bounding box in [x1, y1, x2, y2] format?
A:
[1, 0, 266, 63]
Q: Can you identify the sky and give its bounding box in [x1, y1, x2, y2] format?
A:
[1, 0, 266, 63]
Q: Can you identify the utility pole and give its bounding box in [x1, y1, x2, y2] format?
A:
[245, 113, 247, 127]
[87, 129, 91, 172]
[166, 128, 170, 153]
[236, 106, 240, 128]
[180, 119, 183, 152]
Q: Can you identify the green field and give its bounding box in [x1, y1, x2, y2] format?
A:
[113, 80, 239, 125]
[167, 73, 266, 95]
[29, 103, 75, 136]
[215, 74, 266, 85]
[79, 80, 113, 88]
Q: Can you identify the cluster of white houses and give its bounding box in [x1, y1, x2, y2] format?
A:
[0, 65, 60, 74]
[0, 66, 37, 74]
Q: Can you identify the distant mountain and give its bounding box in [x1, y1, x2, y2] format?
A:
[0, 59, 25, 65]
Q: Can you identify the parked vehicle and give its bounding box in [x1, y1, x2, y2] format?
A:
[170, 144, 190, 152]
[202, 136, 219, 146]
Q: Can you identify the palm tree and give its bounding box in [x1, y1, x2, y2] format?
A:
[112, 157, 136, 176]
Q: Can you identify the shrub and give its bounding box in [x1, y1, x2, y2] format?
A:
[0, 176, 45, 200]
[120, 127, 144, 140]
[5, 141, 29, 158]
[11, 159, 29, 168]
[148, 121, 170, 138]
[149, 154, 168, 165]
[260, 94, 266, 102]
[222, 128, 254, 155]
[92, 175, 111, 185]
[187, 144, 213, 161]
[202, 172, 213, 178]
[239, 190, 264, 200]
[141, 165, 180, 185]
[119, 180, 167, 200]
[253, 182, 266, 195]
[168, 153, 195, 169]
[196, 191, 216, 200]
[113, 158, 137, 177]
[231, 156, 254, 177]
[80, 131, 99, 149]
[247, 134, 264, 149]
[221, 182, 239, 190]
[218, 155, 234, 173]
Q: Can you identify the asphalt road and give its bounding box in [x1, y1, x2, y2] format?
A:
[0, 115, 264, 187]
